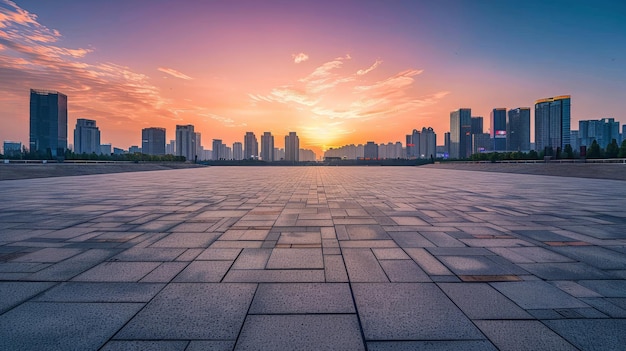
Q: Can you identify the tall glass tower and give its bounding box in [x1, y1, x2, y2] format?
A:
[29, 89, 68, 157]
[490, 108, 507, 151]
[450, 108, 472, 159]
[535, 95, 571, 153]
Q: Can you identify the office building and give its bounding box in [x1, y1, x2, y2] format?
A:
[570, 130, 580, 153]
[261, 132, 274, 162]
[73, 119, 101, 154]
[233, 142, 243, 160]
[444, 132, 450, 157]
[212, 139, 224, 160]
[407, 129, 421, 158]
[100, 144, 111, 155]
[141, 127, 166, 155]
[244, 132, 258, 159]
[507, 108, 531, 152]
[579, 118, 620, 149]
[176, 125, 196, 161]
[285, 132, 299, 162]
[405, 134, 413, 158]
[491, 108, 507, 151]
[29, 89, 68, 157]
[274, 147, 285, 161]
[129, 145, 141, 154]
[195, 132, 203, 160]
[3, 141, 21, 157]
[420, 127, 436, 159]
[364, 141, 378, 159]
[166, 140, 175, 155]
[450, 108, 472, 159]
[299, 149, 316, 162]
[473, 133, 492, 153]
[471, 116, 484, 135]
[535, 95, 571, 153]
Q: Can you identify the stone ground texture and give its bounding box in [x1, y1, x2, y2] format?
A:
[1, 166, 625, 350]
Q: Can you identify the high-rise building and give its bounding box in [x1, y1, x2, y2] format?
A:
[141, 127, 166, 155]
[444, 132, 451, 157]
[30, 89, 68, 157]
[175, 125, 196, 161]
[507, 108, 531, 152]
[100, 144, 111, 155]
[535, 95, 571, 153]
[129, 145, 141, 154]
[579, 118, 620, 149]
[405, 134, 413, 158]
[244, 132, 258, 159]
[490, 108, 507, 151]
[473, 133, 492, 153]
[408, 129, 421, 158]
[450, 108, 472, 159]
[622, 125, 626, 144]
[284, 132, 299, 162]
[261, 132, 274, 162]
[274, 147, 285, 161]
[299, 149, 316, 162]
[74, 119, 101, 154]
[364, 141, 378, 159]
[420, 127, 437, 159]
[471, 117, 484, 135]
[166, 140, 175, 155]
[233, 142, 243, 160]
[195, 132, 203, 160]
[212, 139, 224, 160]
[570, 130, 580, 153]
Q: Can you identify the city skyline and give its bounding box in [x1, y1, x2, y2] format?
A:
[1, 1, 625, 156]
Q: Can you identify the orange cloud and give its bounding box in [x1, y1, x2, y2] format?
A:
[158, 67, 193, 80]
[292, 52, 309, 63]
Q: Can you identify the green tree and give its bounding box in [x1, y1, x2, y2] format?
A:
[528, 150, 539, 160]
[619, 140, 626, 158]
[605, 139, 619, 158]
[587, 140, 602, 159]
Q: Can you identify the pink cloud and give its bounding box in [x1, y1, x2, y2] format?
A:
[158, 67, 193, 80]
[292, 52, 309, 63]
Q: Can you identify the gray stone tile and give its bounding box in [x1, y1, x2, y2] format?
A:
[438, 255, 527, 276]
[249, 283, 354, 314]
[475, 320, 577, 351]
[196, 248, 242, 260]
[34, 282, 163, 302]
[100, 341, 188, 351]
[379, 260, 431, 282]
[544, 319, 626, 351]
[387, 231, 434, 247]
[112, 247, 185, 261]
[150, 232, 220, 248]
[372, 248, 410, 260]
[277, 231, 321, 245]
[173, 261, 232, 282]
[12, 247, 83, 263]
[491, 281, 589, 309]
[0, 282, 55, 313]
[404, 248, 453, 275]
[352, 283, 482, 340]
[73, 261, 160, 282]
[235, 315, 365, 350]
[518, 262, 611, 280]
[438, 283, 531, 319]
[367, 340, 497, 351]
[0, 302, 143, 351]
[342, 248, 388, 282]
[346, 225, 390, 240]
[186, 341, 235, 351]
[324, 254, 348, 282]
[116, 283, 255, 339]
[231, 248, 272, 269]
[139, 262, 188, 282]
[578, 280, 626, 297]
[25, 249, 119, 281]
[266, 248, 323, 269]
[223, 269, 325, 282]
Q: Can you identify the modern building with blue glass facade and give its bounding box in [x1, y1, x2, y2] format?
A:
[450, 108, 472, 159]
[491, 108, 507, 151]
[534, 95, 571, 153]
[507, 107, 531, 152]
[29, 89, 67, 157]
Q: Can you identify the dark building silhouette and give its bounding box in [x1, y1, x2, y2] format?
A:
[507, 108, 531, 151]
[74, 119, 101, 154]
[285, 132, 299, 162]
[491, 108, 507, 151]
[535, 95, 571, 153]
[30, 89, 67, 157]
[142, 127, 166, 155]
[364, 141, 378, 159]
[244, 132, 258, 159]
[450, 108, 472, 159]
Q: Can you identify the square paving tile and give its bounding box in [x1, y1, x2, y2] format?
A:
[116, 283, 256, 340]
[72, 261, 160, 282]
[249, 283, 354, 314]
[352, 283, 483, 340]
[235, 315, 364, 350]
[474, 320, 577, 351]
[266, 248, 323, 269]
[491, 281, 589, 309]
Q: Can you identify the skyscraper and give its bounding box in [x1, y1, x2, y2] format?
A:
[74, 119, 101, 154]
[244, 132, 258, 159]
[420, 127, 436, 159]
[450, 108, 472, 159]
[507, 108, 531, 152]
[579, 118, 620, 149]
[535, 95, 571, 153]
[195, 132, 203, 160]
[410, 129, 420, 158]
[175, 125, 196, 161]
[261, 132, 274, 162]
[29, 89, 68, 157]
[285, 132, 299, 162]
[364, 141, 378, 159]
[491, 108, 507, 151]
[471, 116, 484, 135]
[233, 142, 243, 160]
[212, 139, 223, 160]
[141, 127, 166, 155]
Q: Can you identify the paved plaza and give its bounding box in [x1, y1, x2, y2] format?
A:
[1, 166, 625, 350]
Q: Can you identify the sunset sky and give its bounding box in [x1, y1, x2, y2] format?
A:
[1, 0, 625, 155]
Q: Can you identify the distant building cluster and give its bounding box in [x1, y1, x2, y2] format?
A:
[3, 90, 625, 160]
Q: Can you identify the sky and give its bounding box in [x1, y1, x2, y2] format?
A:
[1, 0, 625, 155]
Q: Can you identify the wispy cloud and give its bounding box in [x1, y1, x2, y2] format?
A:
[158, 67, 193, 80]
[292, 52, 309, 63]
[357, 59, 382, 76]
